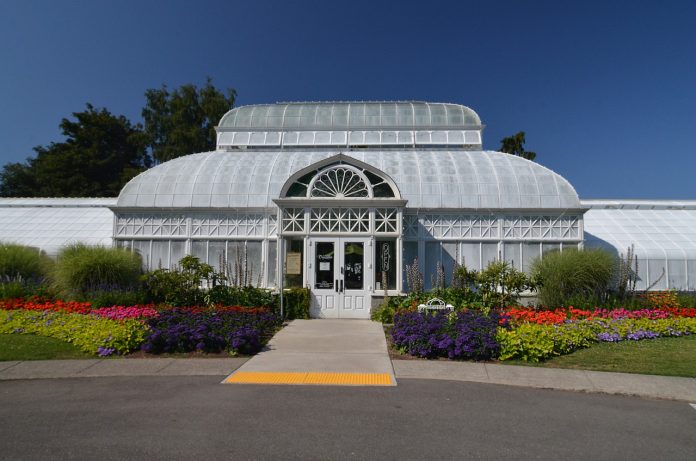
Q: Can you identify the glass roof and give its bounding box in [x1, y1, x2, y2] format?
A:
[218, 102, 482, 130]
[116, 150, 581, 210]
[0, 199, 115, 256]
[584, 208, 696, 291]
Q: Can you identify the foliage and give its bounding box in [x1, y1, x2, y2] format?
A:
[0, 334, 92, 361]
[141, 307, 278, 355]
[143, 78, 236, 163]
[0, 243, 52, 281]
[371, 302, 396, 324]
[142, 255, 213, 307]
[499, 131, 537, 161]
[405, 258, 424, 293]
[87, 288, 147, 308]
[475, 260, 533, 308]
[0, 104, 150, 197]
[206, 285, 274, 308]
[278, 288, 311, 320]
[51, 244, 143, 299]
[496, 316, 696, 362]
[391, 310, 503, 360]
[0, 309, 148, 356]
[531, 248, 616, 308]
[510, 335, 696, 378]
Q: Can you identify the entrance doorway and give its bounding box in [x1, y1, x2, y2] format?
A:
[308, 237, 372, 319]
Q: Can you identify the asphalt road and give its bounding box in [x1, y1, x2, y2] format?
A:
[1, 376, 695, 460]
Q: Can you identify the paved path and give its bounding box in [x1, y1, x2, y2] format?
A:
[394, 360, 696, 402]
[0, 358, 247, 380]
[223, 319, 396, 385]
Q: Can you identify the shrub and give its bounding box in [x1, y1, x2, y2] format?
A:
[207, 285, 274, 308]
[278, 288, 310, 320]
[531, 248, 616, 308]
[391, 310, 502, 360]
[0, 243, 52, 281]
[142, 255, 213, 307]
[141, 307, 279, 355]
[0, 309, 147, 356]
[476, 260, 533, 308]
[371, 302, 395, 324]
[52, 244, 143, 299]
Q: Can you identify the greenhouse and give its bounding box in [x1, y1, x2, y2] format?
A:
[1, 101, 694, 318]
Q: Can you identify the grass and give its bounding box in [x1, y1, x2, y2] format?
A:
[504, 335, 696, 378]
[0, 334, 92, 361]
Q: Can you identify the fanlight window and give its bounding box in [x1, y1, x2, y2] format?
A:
[309, 166, 370, 198]
[285, 162, 396, 199]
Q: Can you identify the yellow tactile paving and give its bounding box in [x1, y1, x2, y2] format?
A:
[223, 371, 395, 386]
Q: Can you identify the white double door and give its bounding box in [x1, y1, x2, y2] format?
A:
[309, 237, 372, 319]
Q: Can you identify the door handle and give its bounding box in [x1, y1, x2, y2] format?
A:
[340, 280, 344, 293]
[335, 280, 338, 292]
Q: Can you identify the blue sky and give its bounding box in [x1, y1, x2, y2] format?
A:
[1, 0, 694, 199]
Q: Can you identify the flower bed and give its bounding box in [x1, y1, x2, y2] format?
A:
[0, 309, 147, 356]
[141, 307, 279, 355]
[392, 310, 503, 360]
[0, 299, 280, 357]
[496, 317, 696, 362]
[391, 306, 696, 363]
[505, 306, 696, 325]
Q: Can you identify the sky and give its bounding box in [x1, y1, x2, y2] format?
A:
[0, 0, 694, 199]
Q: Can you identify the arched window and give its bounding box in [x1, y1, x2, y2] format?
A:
[308, 165, 370, 198]
[285, 161, 397, 199]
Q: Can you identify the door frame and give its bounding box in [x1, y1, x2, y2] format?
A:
[308, 236, 372, 319]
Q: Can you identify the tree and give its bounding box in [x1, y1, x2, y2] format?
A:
[499, 131, 537, 161]
[0, 104, 149, 197]
[142, 78, 236, 163]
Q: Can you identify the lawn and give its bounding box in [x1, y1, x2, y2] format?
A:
[0, 334, 92, 361]
[504, 335, 696, 378]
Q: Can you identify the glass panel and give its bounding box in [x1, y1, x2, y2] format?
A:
[522, 243, 540, 273]
[284, 239, 304, 288]
[666, 259, 685, 290]
[315, 241, 335, 290]
[208, 241, 226, 271]
[170, 241, 186, 268]
[191, 241, 207, 266]
[647, 259, 667, 290]
[246, 241, 263, 286]
[151, 241, 169, 270]
[461, 242, 480, 271]
[268, 240, 277, 286]
[504, 243, 521, 270]
[442, 242, 457, 286]
[402, 241, 419, 291]
[425, 241, 440, 290]
[481, 243, 499, 269]
[344, 241, 364, 290]
[542, 243, 560, 256]
[375, 239, 396, 291]
[132, 240, 151, 270]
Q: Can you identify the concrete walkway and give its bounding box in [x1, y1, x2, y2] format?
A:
[223, 319, 396, 385]
[393, 360, 696, 402]
[0, 358, 247, 380]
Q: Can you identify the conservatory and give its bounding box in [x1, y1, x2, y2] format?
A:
[1, 101, 694, 318]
